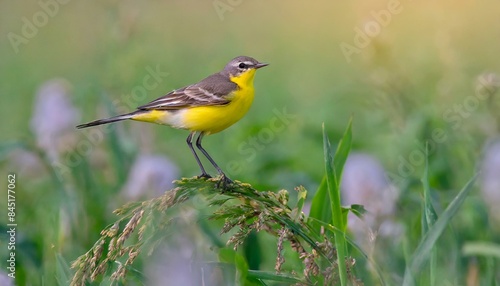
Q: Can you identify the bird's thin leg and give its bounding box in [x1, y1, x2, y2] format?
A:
[186, 131, 211, 179]
[195, 132, 233, 186]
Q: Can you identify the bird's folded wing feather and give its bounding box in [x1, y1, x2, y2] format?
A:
[138, 74, 237, 110]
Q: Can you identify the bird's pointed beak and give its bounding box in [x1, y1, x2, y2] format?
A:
[254, 63, 269, 69]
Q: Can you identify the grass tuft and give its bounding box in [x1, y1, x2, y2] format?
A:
[70, 176, 361, 285]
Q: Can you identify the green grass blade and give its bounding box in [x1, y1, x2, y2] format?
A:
[404, 174, 477, 284]
[322, 119, 353, 286]
[55, 253, 71, 286]
[421, 145, 438, 286]
[325, 119, 352, 234]
[219, 248, 249, 285]
[463, 242, 500, 258]
[403, 266, 414, 286]
[309, 176, 332, 230]
[311, 119, 352, 231]
[247, 270, 303, 283]
[422, 146, 438, 231]
[332, 119, 353, 191]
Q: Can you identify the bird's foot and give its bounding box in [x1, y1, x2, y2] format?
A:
[216, 174, 233, 191]
[197, 173, 212, 179]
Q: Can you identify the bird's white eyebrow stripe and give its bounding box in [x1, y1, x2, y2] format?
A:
[233, 61, 254, 67]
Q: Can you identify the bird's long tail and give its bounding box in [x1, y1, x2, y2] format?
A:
[76, 112, 137, 129]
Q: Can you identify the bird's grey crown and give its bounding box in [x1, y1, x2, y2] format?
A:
[221, 56, 261, 76]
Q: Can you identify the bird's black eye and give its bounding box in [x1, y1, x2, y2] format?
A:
[238, 63, 247, 69]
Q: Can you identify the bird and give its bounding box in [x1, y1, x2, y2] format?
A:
[77, 56, 268, 187]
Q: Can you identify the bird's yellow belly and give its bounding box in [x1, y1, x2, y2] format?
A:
[182, 89, 254, 134]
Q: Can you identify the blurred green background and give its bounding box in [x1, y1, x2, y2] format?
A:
[1, 0, 500, 285]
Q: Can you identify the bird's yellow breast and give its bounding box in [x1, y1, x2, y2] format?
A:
[181, 69, 257, 134]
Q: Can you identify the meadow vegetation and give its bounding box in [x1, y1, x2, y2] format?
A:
[1, 1, 500, 285]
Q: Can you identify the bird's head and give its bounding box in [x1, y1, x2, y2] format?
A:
[223, 56, 268, 82]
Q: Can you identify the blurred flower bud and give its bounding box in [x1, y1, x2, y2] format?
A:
[8, 149, 44, 179]
[341, 153, 402, 247]
[480, 139, 500, 224]
[121, 154, 179, 200]
[147, 242, 198, 286]
[0, 271, 14, 286]
[30, 78, 80, 160]
[146, 224, 218, 286]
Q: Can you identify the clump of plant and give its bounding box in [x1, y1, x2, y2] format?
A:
[70, 120, 369, 285]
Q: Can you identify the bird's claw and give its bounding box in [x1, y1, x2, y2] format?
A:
[216, 174, 233, 190]
[197, 173, 212, 179]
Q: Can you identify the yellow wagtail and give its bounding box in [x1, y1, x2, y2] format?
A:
[77, 56, 268, 186]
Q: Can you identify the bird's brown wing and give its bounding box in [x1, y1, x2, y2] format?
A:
[137, 73, 238, 110]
